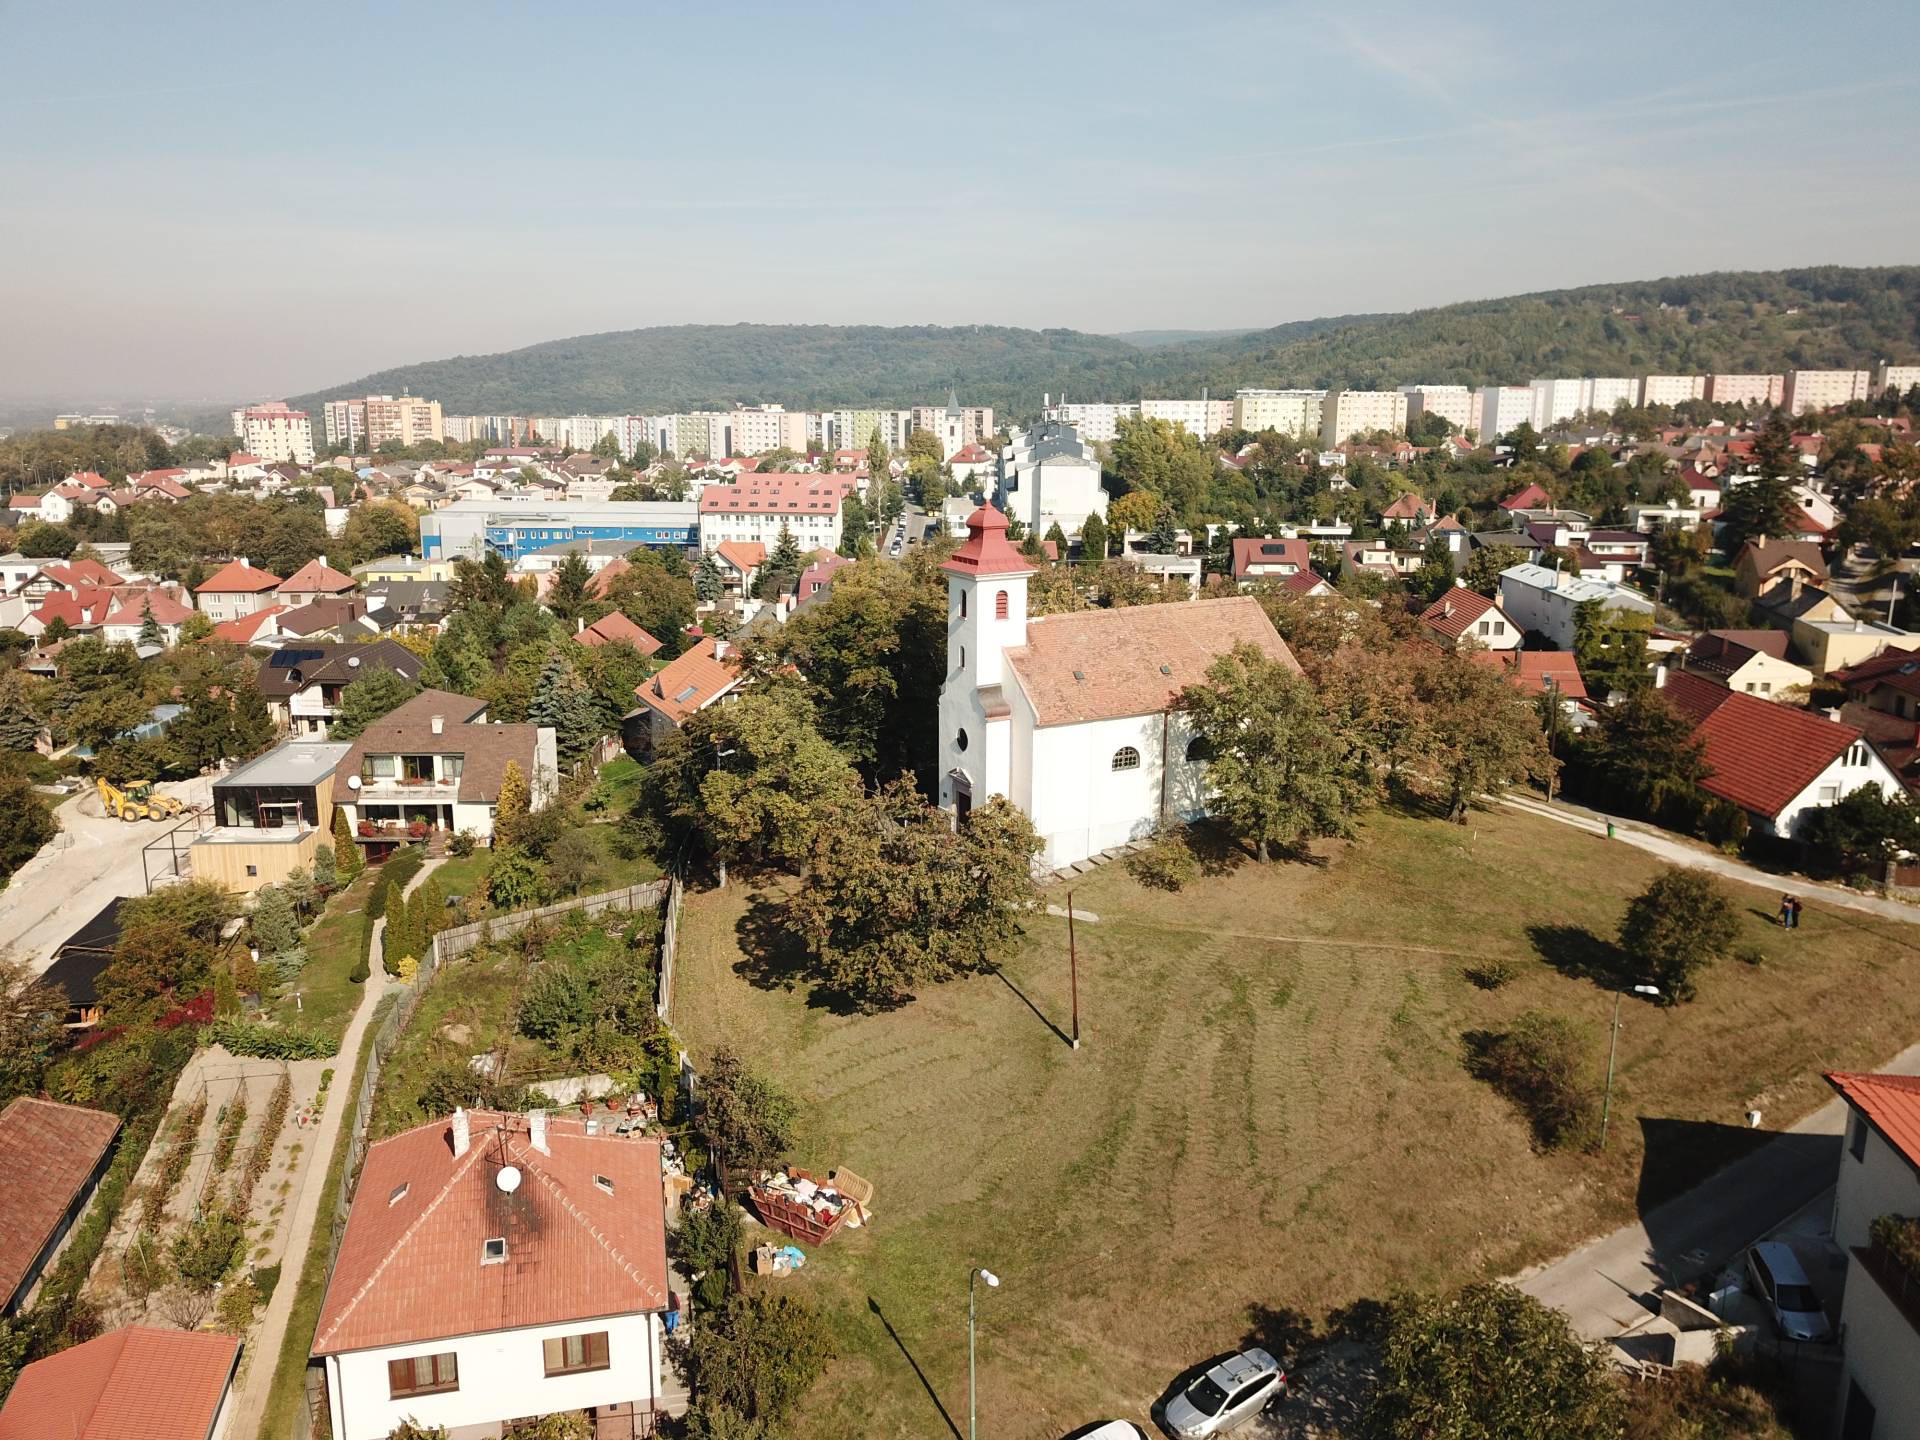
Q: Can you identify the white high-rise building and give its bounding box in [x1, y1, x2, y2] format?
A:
[1398, 386, 1478, 435]
[1320, 389, 1408, 446]
[1783, 369, 1872, 414]
[1528, 378, 1590, 430]
[1875, 363, 1920, 395]
[1585, 378, 1635, 416]
[230, 402, 315, 465]
[1046, 401, 1137, 445]
[911, 401, 994, 449]
[1476, 386, 1536, 442]
[1638, 375, 1706, 407]
[1231, 389, 1326, 437]
[1140, 397, 1234, 440]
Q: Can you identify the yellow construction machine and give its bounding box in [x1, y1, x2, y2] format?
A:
[96, 777, 184, 821]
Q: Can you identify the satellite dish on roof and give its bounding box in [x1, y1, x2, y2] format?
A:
[497, 1165, 522, 1194]
[346, 774, 361, 790]
[347, 655, 361, 667]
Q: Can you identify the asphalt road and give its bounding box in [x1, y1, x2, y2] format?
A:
[1516, 1039, 1920, 1339]
[0, 776, 212, 970]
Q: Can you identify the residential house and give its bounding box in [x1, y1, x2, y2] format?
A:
[1836, 650, 1920, 723]
[1418, 586, 1521, 652]
[793, 550, 851, 611]
[360, 581, 450, 632]
[625, 636, 750, 758]
[1341, 537, 1422, 582]
[100, 588, 193, 648]
[257, 638, 426, 736]
[1229, 537, 1312, 586]
[40, 900, 124, 1030]
[1755, 582, 1848, 631]
[1821, 1070, 1920, 1439]
[710, 540, 765, 597]
[335, 690, 558, 853]
[1498, 482, 1552, 512]
[194, 558, 284, 624]
[0, 1098, 120, 1316]
[271, 597, 387, 644]
[574, 612, 661, 656]
[275, 556, 357, 606]
[190, 740, 351, 893]
[208, 605, 293, 647]
[1734, 538, 1828, 602]
[935, 505, 1303, 869]
[1378, 492, 1435, 529]
[1794, 614, 1920, 677]
[1471, 648, 1589, 706]
[1681, 630, 1814, 699]
[312, 1108, 671, 1440]
[1498, 563, 1655, 650]
[0, 1325, 240, 1440]
[19, 588, 116, 638]
[1275, 568, 1334, 599]
[1657, 669, 1904, 839]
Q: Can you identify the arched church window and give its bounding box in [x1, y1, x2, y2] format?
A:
[956, 729, 969, 752]
[959, 591, 967, 619]
[1186, 736, 1213, 762]
[995, 590, 1009, 620]
[1111, 746, 1141, 771]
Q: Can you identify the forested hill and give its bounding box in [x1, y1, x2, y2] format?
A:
[293, 266, 1920, 419]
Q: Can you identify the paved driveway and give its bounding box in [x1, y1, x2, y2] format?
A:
[0, 775, 213, 970]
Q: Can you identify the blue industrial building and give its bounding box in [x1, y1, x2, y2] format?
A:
[418, 501, 699, 563]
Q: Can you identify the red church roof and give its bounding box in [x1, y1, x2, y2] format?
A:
[940, 504, 1035, 579]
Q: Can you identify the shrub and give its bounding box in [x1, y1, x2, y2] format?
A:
[1465, 959, 1517, 991]
[211, 1093, 248, 1172]
[348, 952, 370, 984]
[1871, 1213, 1920, 1281]
[450, 828, 477, 857]
[215, 1274, 258, 1333]
[1736, 946, 1767, 968]
[1618, 867, 1737, 1004]
[1464, 1010, 1598, 1152]
[209, 1018, 334, 1060]
[172, 1209, 244, 1292]
[1127, 840, 1199, 892]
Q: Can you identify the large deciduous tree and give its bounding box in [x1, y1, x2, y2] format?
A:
[1617, 866, 1737, 1004]
[1405, 649, 1554, 822]
[1182, 644, 1368, 862]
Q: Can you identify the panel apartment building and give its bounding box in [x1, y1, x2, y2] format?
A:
[230, 402, 315, 465]
[1231, 389, 1327, 438]
[323, 394, 444, 450]
[1783, 369, 1872, 414]
[1398, 385, 1479, 435]
[1320, 389, 1408, 445]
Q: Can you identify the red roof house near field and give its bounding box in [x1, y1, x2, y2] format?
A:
[1657, 669, 1902, 837]
[1826, 1071, 1920, 1169]
[0, 1326, 239, 1440]
[0, 1097, 120, 1315]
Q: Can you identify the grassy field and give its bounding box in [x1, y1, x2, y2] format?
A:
[271, 870, 376, 1047]
[671, 803, 1920, 1439]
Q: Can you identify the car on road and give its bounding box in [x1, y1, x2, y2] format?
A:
[1061, 1424, 1146, 1440]
[1160, 1347, 1285, 1437]
[1746, 1241, 1832, 1342]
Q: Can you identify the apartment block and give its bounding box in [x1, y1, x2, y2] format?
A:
[364, 394, 444, 448]
[322, 399, 365, 449]
[911, 403, 995, 447]
[1140, 397, 1234, 440]
[1045, 402, 1136, 445]
[1585, 377, 1635, 414]
[1875, 363, 1920, 395]
[1398, 385, 1478, 435]
[728, 405, 811, 455]
[697, 473, 856, 553]
[1528, 378, 1591, 429]
[1320, 389, 1408, 445]
[1638, 374, 1706, 407]
[230, 402, 315, 465]
[1231, 389, 1326, 437]
[1783, 369, 1873, 415]
[831, 408, 912, 453]
[1475, 386, 1536, 441]
[1704, 373, 1785, 408]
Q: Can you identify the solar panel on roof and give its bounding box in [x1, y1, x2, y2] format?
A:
[268, 649, 326, 668]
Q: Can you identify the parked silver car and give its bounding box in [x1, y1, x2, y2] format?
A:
[1061, 1424, 1147, 1440]
[1746, 1241, 1833, 1342]
[1161, 1347, 1285, 1437]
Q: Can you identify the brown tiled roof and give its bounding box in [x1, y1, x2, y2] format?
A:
[1006, 596, 1299, 727]
[1735, 538, 1828, 583]
[575, 612, 661, 655]
[0, 1099, 120, 1307]
[313, 1110, 668, 1355]
[634, 639, 745, 724]
[1418, 587, 1505, 643]
[338, 690, 538, 805]
[1662, 670, 1860, 819]
[195, 558, 283, 593]
[1230, 536, 1310, 580]
[254, 638, 423, 698]
[0, 1326, 237, 1440]
[1684, 628, 1796, 680]
[276, 557, 356, 595]
[714, 540, 766, 574]
[1471, 649, 1588, 700]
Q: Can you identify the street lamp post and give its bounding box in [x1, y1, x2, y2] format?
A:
[1600, 984, 1662, 1148]
[969, 1266, 999, 1440]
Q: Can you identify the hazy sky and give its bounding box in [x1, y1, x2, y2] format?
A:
[3, 0, 1916, 404]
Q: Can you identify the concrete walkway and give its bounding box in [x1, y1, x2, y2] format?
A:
[1500, 794, 1920, 927]
[1515, 1040, 1920, 1339]
[224, 856, 443, 1440]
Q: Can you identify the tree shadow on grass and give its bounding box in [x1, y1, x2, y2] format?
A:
[1243, 1302, 1316, 1363]
[866, 1296, 963, 1440]
[1182, 820, 1248, 878]
[732, 891, 862, 1016]
[1527, 922, 1635, 989]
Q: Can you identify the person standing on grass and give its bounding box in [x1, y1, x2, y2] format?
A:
[1789, 895, 1802, 930]
[1779, 893, 1793, 928]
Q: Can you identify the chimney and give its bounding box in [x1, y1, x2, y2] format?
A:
[1653, 663, 1669, 689]
[529, 1108, 549, 1156]
[451, 1106, 470, 1158]
[430, 713, 444, 735]
[713, 638, 730, 662]
[239, 555, 250, 569]
[1826, 708, 1843, 723]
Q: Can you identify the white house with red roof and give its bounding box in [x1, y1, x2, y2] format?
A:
[101, 588, 193, 647]
[937, 505, 1300, 868]
[1229, 536, 1312, 586]
[313, 1108, 672, 1440]
[194, 557, 284, 624]
[1418, 586, 1520, 652]
[1823, 1069, 1920, 1438]
[276, 556, 356, 606]
[697, 474, 854, 554]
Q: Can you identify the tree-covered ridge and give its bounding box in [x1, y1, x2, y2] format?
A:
[290, 266, 1920, 420]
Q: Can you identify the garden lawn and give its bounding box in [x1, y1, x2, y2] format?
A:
[272, 869, 376, 1049]
[431, 848, 495, 908]
[670, 803, 1920, 1440]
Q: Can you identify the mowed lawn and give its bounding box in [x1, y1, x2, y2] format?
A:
[671, 803, 1920, 1439]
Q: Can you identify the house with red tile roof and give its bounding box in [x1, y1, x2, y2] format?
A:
[1823, 1070, 1920, 1432]
[101, 588, 194, 647]
[1418, 586, 1520, 651]
[574, 611, 661, 655]
[20, 587, 116, 637]
[626, 636, 748, 757]
[697, 474, 856, 554]
[194, 557, 284, 623]
[1470, 648, 1588, 701]
[1229, 536, 1312, 586]
[794, 549, 851, 611]
[1656, 668, 1902, 837]
[1499, 482, 1552, 512]
[276, 555, 356, 605]
[711, 539, 766, 595]
[206, 604, 292, 647]
[0, 1098, 120, 1316]
[1278, 568, 1334, 598]
[1681, 629, 1812, 699]
[1378, 492, 1434, 527]
[937, 504, 1301, 868]
[312, 1108, 670, 1440]
[0, 1325, 239, 1440]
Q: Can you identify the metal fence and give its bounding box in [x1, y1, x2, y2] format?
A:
[434, 880, 670, 964]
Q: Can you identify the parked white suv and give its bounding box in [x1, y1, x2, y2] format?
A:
[1745, 1242, 1832, 1342]
[1160, 1347, 1285, 1437]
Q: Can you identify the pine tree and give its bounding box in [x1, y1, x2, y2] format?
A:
[1149, 504, 1179, 554]
[137, 601, 162, 647]
[0, 698, 41, 752]
[381, 875, 412, 968]
[693, 551, 724, 603]
[332, 807, 363, 882]
[1078, 512, 1109, 561]
[529, 648, 601, 766]
[546, 553, 594, 623]
[249, 885, 301, 956]
[1044, 521, 1067, 552]
[415, 876, 445, 940]
[404, 889, 430, 967]
[495, 761, 530, 848]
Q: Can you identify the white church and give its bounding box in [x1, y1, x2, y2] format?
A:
[937, 504, 1301, 868]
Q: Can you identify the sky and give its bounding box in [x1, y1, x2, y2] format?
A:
[2, 0, 1916, 405]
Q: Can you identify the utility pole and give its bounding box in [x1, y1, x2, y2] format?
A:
[1066, 890, 1080, 1050]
